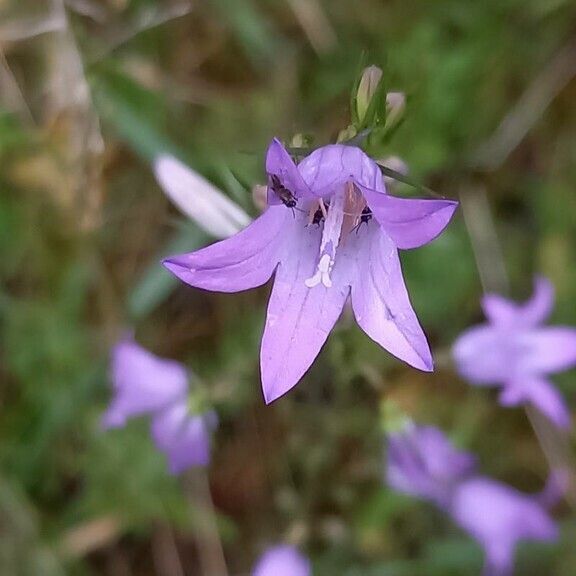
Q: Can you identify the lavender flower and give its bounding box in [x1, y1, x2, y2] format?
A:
[102, 338, 215, 474]
[252, 545, 311, 576]
[164, 139, 458, 403]
[386, 425, 558, 576]
[451, 478, 557, 576]
[453, 277, 576, 428]
[387, 424, 476, 507]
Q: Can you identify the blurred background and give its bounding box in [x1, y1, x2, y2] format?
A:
[1, 0, 576, 574]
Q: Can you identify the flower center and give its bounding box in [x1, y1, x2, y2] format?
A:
[305, 182, 365, 289]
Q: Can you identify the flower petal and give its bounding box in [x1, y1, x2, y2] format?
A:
[153, 155, 251, 239]
[265, 138, 314, 205]
[163, 206, 288, 292]
[451, 478, 557, 576]
[359, 184, 458, 249]
[102, 339, 188, 429]
[452, 326, 515, 384]
[481, 276, 555, 328]
[519, 276, 555, 326]
[350, 227, 433, 371]
[387, 425, 476, 506]
[260, 220, 349, 403]
[252, 545, 311, 576]
[480, 294, 521, 327]
[297, 144, 384, 196]
[151, 403, 215, 474]
[519, 327, 576, 374]
[500, 375, 571, 429]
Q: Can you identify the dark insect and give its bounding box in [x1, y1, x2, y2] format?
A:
[312, 207, 324, 225]
[360, 206, 373, 224]
[270, 174, 297, 208]
[353, 206, 373, 233]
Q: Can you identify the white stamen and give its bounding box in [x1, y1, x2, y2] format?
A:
[305, 185, 347, 289]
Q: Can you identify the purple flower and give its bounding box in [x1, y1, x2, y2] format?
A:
[450, 478, 557, 576]
[252, 545, 311, 576]
[102, 338, 215, 474]
[453, 277, 576, 428]
[386, 425, 558, 576]
[164, 139, 458, 403]
[387, 425, 476, 507]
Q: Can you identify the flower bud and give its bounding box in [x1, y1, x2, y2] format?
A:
[355, 65, 383, 124]
[385, 91, 406, 128]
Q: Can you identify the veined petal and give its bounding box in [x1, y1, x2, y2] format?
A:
[260, 219, 349, 403]
[350, 227, 433, 371]
[358, 184, 458, 249]
[297, 144, 384, 196]
[102, 339, 188, 429]
[163, 206, 288, 292]
[519, 327, 576, 374]
[151, 403, 215, 474]
[265, 138, 314, 204]
[154, 155, 251, 239]
[500, 375, 571, 429]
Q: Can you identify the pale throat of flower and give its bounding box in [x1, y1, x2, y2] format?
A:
[305, 181, 365, 289]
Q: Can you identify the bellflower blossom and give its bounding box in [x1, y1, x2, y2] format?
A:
[102, 338, 215, 474]
[164, 139, 458, 403]
[386, 425, 558, 576]
[453, 277, 576, 428]
[252, 545, 311, 576]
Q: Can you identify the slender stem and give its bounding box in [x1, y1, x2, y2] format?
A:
[183, 469, 229, 576]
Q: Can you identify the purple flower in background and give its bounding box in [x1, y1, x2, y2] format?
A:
[387, 424, 476, 507]
[252, 545, 311, 576]
[453, 277, 576, 428]
[451, 478, 557, 576]
[164, 139, 458, 403]
[103, 338, 215, 474]
[386, 425, 559, 576]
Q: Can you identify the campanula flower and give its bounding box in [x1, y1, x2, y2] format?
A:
[386, 425, 558, 576]
[102, 338, 215, 474]
[387, 424, 476, 507]
[154, 154, 251, 239]
[164, 139, 458, 403]
[450, 478, 557, 576]
[453, 277, 576, 428]
[252, 545, 311, 576]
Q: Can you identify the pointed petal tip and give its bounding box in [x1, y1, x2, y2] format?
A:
[261, 377, 294, 405]
[411, 352, 434, 372]
[161, 256, 185, 277]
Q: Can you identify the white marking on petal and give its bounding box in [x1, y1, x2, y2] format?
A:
[305, 253, 333, 288]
